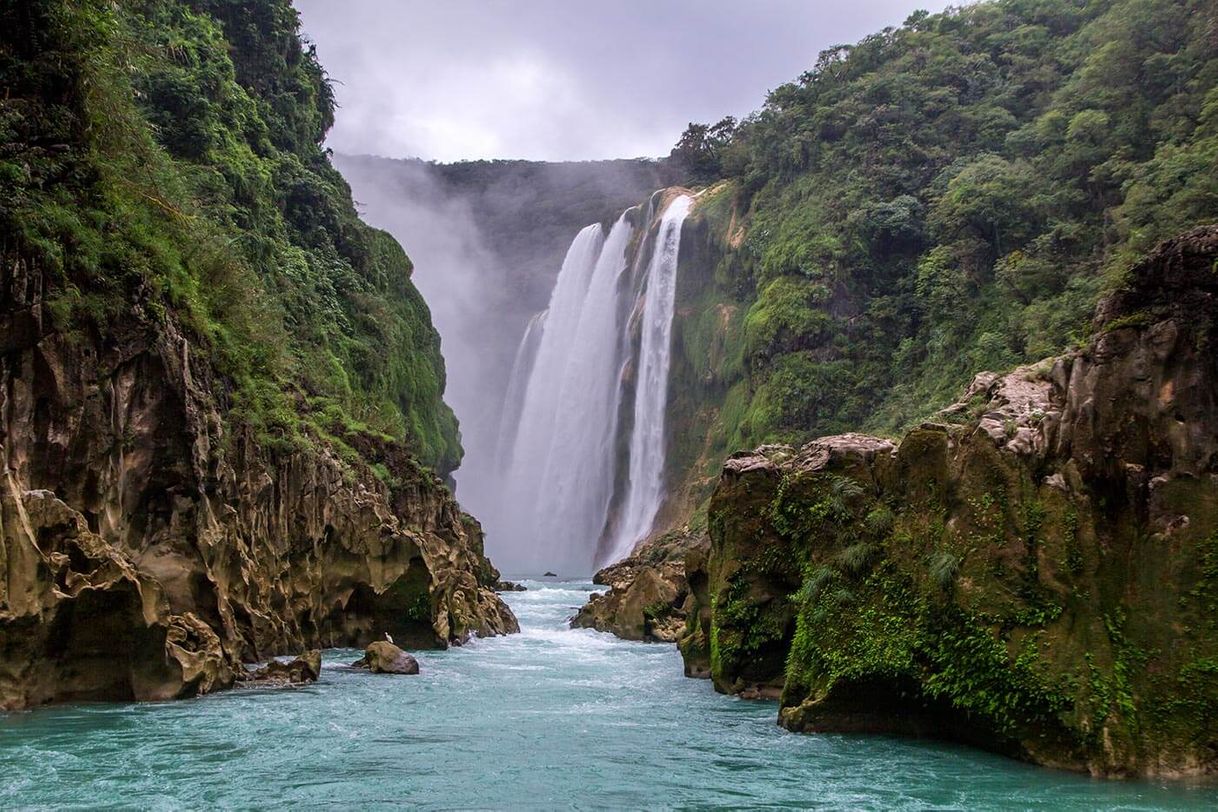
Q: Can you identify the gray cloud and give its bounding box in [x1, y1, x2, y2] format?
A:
[295, 0, 952, 162]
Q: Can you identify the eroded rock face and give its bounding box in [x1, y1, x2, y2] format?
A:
[571, 530, 706, 642]
[682, 439, 901, 699]
[0, 258, 517, 711]
[242, 651, 322, 686]
[682, 227, 1218, 776]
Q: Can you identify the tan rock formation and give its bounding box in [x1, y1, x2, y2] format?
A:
[353, 640, 420, 675]
[571, 530, 706, 642]
[242, 651, 322, 686]
[680, 227, 1218, 775]
[0, 257, 517, 710]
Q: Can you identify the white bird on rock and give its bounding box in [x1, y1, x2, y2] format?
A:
[384, 632, 394, 644]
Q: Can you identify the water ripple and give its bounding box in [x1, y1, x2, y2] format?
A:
[1, 582, 1215, 809]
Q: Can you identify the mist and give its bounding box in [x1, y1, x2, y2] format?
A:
[334, 156, 511, 524]
[313, 1, 958, 573]
[336, 156, 672, 571]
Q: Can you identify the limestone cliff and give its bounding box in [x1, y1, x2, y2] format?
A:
[679, 227, 1218, 776]
[0, 0, 517, 711]
[0, 256, 517, 709]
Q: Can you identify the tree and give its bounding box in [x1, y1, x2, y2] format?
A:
[669, 117, 737, 182]
[930, 155, 1038, 256]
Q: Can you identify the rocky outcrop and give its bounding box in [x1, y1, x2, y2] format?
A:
[680, 227, 1218, 775]
[571, 530, 707, 642]
[680, 437, 896, 699]
[352, 640, 420, 675]
[241, 651, 322, 686]
[0, 257, 517, 711]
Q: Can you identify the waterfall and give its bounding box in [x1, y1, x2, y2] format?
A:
[494, 310, 546, 472]
[494, 193, 694, 575]
[498, 216, 634, 574]
[606, 194, 693, 563]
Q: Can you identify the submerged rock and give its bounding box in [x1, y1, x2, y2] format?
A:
[352, 641, 420, 675]
[683, 227, 1218, 777]
[496, 580, 527, 592]
[571, 530, 707, 642]
[242, 651, 322, 686]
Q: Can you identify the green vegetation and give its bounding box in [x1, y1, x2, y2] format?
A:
[673, 0, 1218, 447]
[676, 0, 1218, 776]
[0, 0, 460, 474]
[692, 419, 1218, 771]
[778, 479, 1078, 750]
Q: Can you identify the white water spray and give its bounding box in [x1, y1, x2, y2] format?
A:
[494, 310, 546, 472]
[497, 217, 634, 574]
[495, 194, 693, 574]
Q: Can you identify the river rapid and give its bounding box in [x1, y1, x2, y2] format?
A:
[2, 581, 1215, 809]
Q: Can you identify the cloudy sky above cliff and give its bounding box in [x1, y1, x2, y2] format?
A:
[295, 1, 950, 162]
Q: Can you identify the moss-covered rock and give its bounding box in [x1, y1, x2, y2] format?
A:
[683, 227, 1218, 776]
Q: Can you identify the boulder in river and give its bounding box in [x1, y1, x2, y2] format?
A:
[352, 641, 420, 675]
[241, 651, 322, 686]
[572, 530, 707, 642]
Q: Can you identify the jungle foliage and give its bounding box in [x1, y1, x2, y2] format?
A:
[672, 0, 1218, 447]
[0, 0, 460, 474]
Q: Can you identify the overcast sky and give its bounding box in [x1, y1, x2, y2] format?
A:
[296, 1, 952, 163]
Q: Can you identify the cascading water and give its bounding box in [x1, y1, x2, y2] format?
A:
[497, 216, 635, 574]
[494, 310, 546, 471]
[606, 194, 693, 563]
[494, 193, 694, 574]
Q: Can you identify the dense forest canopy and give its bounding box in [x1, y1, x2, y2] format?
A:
[0, 0, 461, 474]
[671, 0, 1218, 448]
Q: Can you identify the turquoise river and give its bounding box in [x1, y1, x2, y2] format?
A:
[2, 581, 1217, 809]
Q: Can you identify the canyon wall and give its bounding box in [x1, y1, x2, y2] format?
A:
[679, 227, 1218, 776]
[0, 255, 516, 710]
[0, 0, 516, 710]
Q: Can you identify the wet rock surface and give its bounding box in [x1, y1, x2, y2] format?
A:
[352, 641, 420, 675]
[571, 530, 707, 642]
[241, 651, 322, 686]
